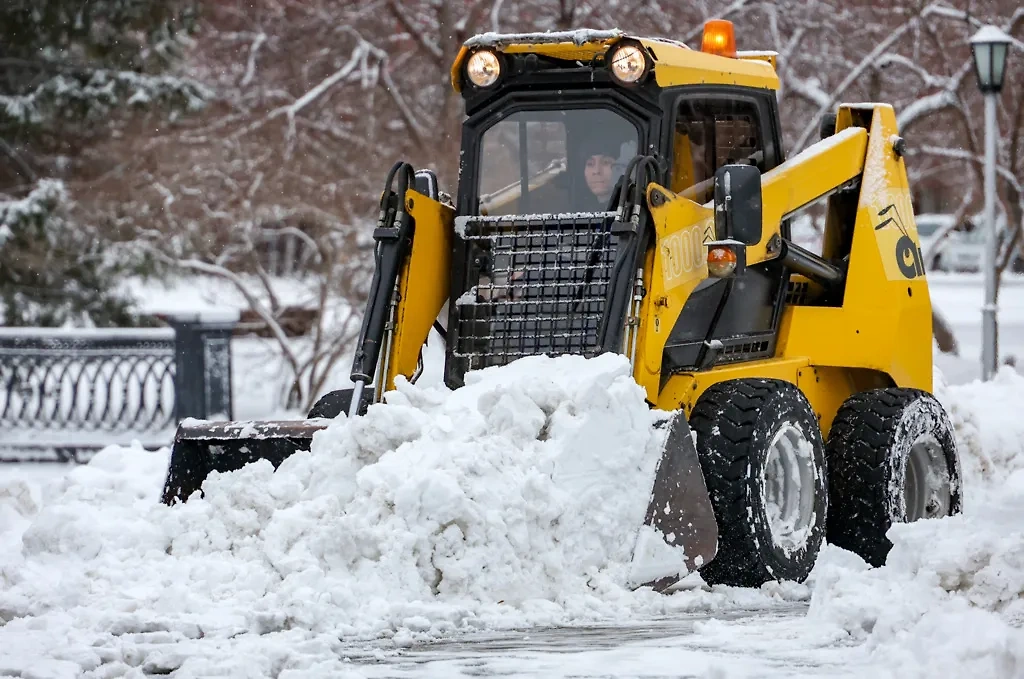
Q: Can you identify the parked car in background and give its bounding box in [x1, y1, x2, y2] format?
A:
[915, 213, 983, 272]
[916, 212, 1023, 273]
[915, 213, 957, 270]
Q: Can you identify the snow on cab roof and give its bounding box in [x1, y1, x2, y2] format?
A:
[463, 29, 692, 52]
[463, 29, 625, 48]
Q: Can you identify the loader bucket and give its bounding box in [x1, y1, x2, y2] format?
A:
[160, 419, 329, 505]
[628, 411, 719, 591]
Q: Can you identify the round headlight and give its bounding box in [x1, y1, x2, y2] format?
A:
[466, 50, 501, 88]
[608, 43, 647, 83]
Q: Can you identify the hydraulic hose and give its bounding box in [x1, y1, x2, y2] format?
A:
[349, 162, 417, 388]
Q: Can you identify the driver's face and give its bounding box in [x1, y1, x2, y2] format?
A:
[585, 154, 616, 199]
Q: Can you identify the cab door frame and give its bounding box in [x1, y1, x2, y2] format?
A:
[656, 85, 793, 372]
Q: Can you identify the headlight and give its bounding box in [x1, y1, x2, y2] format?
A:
[607, 43, 647, 83]
[466, 50, 501, 88]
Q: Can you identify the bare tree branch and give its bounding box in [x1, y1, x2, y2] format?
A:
[792, 12, 925, 151]
[0, 138, 38, 183]
[240, 32, 267, 87]
[388, 1, 444, 62]
[916, 146, 1023, 195]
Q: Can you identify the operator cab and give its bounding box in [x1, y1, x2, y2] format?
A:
[445, 24, 791, 384]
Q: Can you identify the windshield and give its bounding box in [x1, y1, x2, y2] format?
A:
[476, 108, 639, 216]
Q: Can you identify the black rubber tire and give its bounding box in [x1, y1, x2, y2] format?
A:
[825, 388, 962, 567]
[689, 378, 828, 587]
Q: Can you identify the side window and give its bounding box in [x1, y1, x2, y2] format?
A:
[670, 97, 765, 204]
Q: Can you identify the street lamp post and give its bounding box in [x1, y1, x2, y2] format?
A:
[970, 25, 1012, 381]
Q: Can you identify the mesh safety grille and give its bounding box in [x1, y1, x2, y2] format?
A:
[453, 211, 619, 371]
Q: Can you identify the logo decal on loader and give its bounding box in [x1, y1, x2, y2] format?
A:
[661, 217, 713, 290]
[872, 191, 925, 281]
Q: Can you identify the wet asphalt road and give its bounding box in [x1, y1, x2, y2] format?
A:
[342, 604, 870, 678]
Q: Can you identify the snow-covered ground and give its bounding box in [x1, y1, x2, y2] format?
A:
[1, 274, 1023, 677]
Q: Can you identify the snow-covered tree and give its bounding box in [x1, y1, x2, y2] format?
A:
[0, 0, 210, 326]
[0, 180, 146, 326]
[1, 0, 209, 185]
[35, 0, 1019, 353]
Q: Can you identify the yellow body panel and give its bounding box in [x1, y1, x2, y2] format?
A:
[450, 34, 778, 93]
[775, 105, 932, 393]
[636, 104, 932, 435]
[655, 359, 891, 439]
[760, 127, 868, 225]
[383, 190, 453, 392]
[633, 187, 715, 399]
[646, 45, 778, 91]
[736, 50, 778, 70]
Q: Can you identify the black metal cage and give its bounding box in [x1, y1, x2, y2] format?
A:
[448, 211, 621, 379]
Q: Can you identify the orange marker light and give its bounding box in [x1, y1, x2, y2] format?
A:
[707, 245, 737, 277]
[701, 19, 737, 58]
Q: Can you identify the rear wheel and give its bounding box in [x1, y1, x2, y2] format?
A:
[825, 388, 962, 567]
[689, 379, 828, 587]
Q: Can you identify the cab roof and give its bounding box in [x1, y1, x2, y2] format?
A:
[451, 28, 780, 93]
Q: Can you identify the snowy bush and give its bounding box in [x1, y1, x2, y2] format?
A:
[0, 180, 143, 327]
[0, 71, 210, 127]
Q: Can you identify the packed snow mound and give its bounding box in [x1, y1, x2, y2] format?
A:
[933, 366, 1024, 504]
[806, 475, 1024, 678]
[802, 368, 1024, 678]
[4, 357, 1024, 677]
[172, 352, 682, 608]
[3, 354, 794, 676]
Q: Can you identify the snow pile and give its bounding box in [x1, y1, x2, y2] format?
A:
[0, 477, 41, 557]
[933, 366, 1024, 501]
[4, 356, 1024, 676]
[158, 353, 684, 624]
[807, 478, 1024, 678]
[1, 354, 795, 676]
[804, 366, 1024, 678]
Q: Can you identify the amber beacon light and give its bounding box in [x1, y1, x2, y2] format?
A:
[701, 19, 737, 58]
[707, 245, 738, 277]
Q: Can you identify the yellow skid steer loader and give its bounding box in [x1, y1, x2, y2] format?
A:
[161, 21, 962, 590]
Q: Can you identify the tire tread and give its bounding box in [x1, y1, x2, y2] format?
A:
[825, 387, 942, 566]
[690, 378, 824, 587]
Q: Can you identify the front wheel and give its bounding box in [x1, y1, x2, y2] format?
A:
[825, 388, 962, 567]
[689, 379, 828, 587]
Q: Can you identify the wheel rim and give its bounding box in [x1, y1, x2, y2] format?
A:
[762, 423, 817, 554]
[905, 433, 951, 521]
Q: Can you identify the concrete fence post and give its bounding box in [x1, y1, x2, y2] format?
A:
[167, 312, 239, 422]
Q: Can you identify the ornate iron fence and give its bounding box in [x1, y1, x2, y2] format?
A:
[0, 318, 235, 462]
[0, 329, 176, 433]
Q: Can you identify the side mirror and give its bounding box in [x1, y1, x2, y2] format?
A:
[713, 164, 762, 246]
